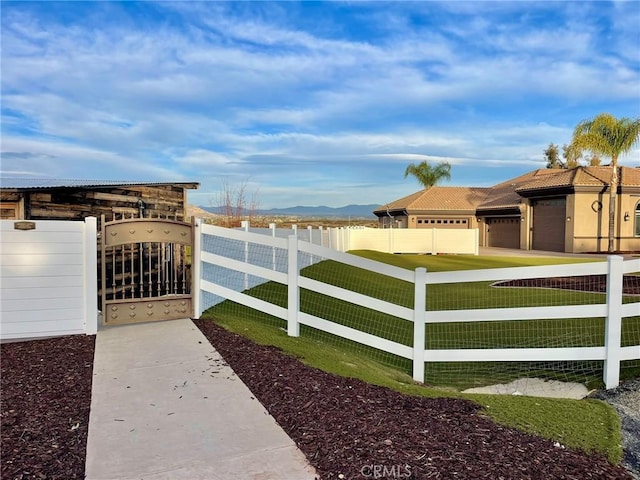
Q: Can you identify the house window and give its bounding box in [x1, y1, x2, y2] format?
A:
[635, 202, 640, 237]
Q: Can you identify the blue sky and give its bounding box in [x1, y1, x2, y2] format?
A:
[1, 1, 639, 209]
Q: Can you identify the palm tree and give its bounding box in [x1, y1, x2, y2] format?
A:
[570, 113, 640, 252]
[404, 161, 451, 188]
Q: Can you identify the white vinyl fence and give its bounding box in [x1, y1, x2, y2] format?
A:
[0, 218, 98, 341]
[194, 220, 640, 389]
[329, 226, 479, 254]
[236, 222, 479, 255]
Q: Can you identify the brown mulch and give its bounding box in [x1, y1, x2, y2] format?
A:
[194, 319, 632, 480]
[494, 274, 640, 295]
[1, 335, 95, 480]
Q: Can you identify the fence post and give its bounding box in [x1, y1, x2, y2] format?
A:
[84, 217, 98, 335]
[318, 226, 324, 247]
[192, 218, 202, 319]
[270, 223, 276, 271]
[287, 235, 300, 337]
[413, 267, 427, 383]
[241, 220, 249, 290]
[604, 255, 624, 389]
[307, 225, 314, 264]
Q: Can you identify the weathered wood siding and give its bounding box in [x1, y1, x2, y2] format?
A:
[0, 184, 195, 223]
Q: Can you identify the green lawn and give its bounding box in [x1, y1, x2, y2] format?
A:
[201, 252, 639, 463]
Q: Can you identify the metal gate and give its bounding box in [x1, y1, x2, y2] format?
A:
[100, 215, 193, 325]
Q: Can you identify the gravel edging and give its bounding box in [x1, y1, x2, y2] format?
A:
[591, 378, 640, 479]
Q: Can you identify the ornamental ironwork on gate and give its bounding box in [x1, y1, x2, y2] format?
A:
[100, 215, 193, 325]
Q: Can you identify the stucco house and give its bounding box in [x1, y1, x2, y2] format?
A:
[374, 166, 640, 253]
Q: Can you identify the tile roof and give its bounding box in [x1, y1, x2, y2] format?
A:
[478, 170, 548, 210]
[0, 178, 199, 189]
[619, 167, 640, 187]
[516, 166, 640, 193]
[375, 186, 490, 213]
[376, 166, 640, 215]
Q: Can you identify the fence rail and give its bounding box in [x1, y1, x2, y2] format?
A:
[194, 221, 640, 390]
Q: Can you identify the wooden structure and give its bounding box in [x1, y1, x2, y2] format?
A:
[0, 179, 199, 324]
[0, 179, 199, 223]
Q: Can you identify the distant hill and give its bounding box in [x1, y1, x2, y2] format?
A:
[187, 205, 221, 219]
[199, 204, 379, 219]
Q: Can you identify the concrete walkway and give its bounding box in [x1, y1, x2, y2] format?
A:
[85, 319, 316, 480]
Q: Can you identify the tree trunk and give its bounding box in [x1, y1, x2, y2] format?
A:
[607, 165, 618, 253]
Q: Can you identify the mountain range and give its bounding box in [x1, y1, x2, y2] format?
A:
[199, 204, 379, 219]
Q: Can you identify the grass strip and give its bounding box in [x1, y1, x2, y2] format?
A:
[201, 252, 633, 463]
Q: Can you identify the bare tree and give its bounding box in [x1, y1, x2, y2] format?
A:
[248, 186, 261, 225]
[214, 178, 261, 227]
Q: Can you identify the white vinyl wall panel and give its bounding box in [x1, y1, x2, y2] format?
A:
[0, 219, 98, 340]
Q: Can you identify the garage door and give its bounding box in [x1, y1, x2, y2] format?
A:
[532, 198, 566, 252]
[486, 217, 521, 248]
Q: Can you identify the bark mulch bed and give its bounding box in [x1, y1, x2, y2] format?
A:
[194, 319, 632, 480]
[1, 335, 95, 480]
[493, 274, 640, 296]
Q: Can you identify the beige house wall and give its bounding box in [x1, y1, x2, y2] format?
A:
[381, 212, 479, 231]
[378, 214, 408, 228]
[376, 186, 640, 253]
[565, 194, 577, 252]
[477, 218, 487, 246]
[520, 202, 531, 250]
[569, 191, 605, 252]
[406, 213, 478, 229]
[569, 191, 640, 253]
[618, 193, 640, 252]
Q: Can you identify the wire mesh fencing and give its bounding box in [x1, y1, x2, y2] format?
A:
[195, 221, 640, 392]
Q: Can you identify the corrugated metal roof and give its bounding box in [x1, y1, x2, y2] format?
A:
[0, 178, 199, 189]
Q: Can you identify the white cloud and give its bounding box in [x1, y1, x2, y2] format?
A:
[0, 136, 184, 181]
[1, 1, 637, 208]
